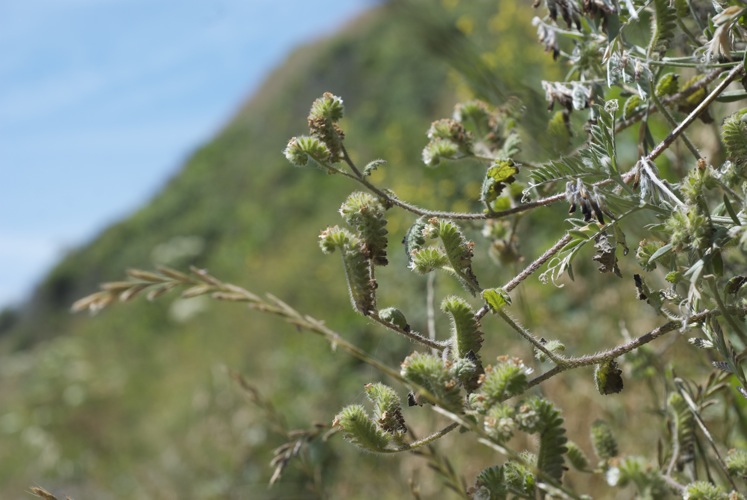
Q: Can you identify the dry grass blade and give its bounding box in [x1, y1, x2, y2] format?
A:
[210, 291, 253, 302]
[156, 266, 192, 282]
[101, 281, 140, 292]
[181, 284, 214, 298]
[223, 283, 261, 302]
[29, 486, 67, 500]
[70, 291, 114, 313]
[269, 438, 306, 486]
[119, 283, 150, 302]
[189, 266, 223, 286]
[268, 423, 330, 488]
[126, 269, 167, 282]
[265, 293, 299, 317]
[146, 282, 180, 301]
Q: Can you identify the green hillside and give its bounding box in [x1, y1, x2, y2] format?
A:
[0, 2, 561, 498]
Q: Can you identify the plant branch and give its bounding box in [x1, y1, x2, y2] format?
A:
[391, 422, 460, 452]
[526, 308, 737, 388]
[640, 159, 687, 209]
[616, 66, 726, 132]
[503, 233, 574, 295]
[675, 378, 739, 491]
[649, 86, 701, 161]
[369, 312, 447, 351]
[646, 62, 745, 163]
[497, 309, 565, 365]
[476, 233, 573, 321]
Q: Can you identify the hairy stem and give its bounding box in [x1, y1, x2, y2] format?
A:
[527, 307, 738, 388]
[646, 62, 745, 163]
[497, 309, 565, 364]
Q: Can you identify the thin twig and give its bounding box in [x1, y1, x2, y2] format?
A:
[674, 379, 739, 491]
[649, 86, 701, 161]
[640, 159, 687, 209]
[503, 233, 574, 295]
[526, 308, 736, 389]
[394, 422, 460, 452]
[369, 312, 447, 351]
[476, 233, 574, 321]
[426, 272, 438, 354]
[646, 62, 745, 163]
[615, 66, 726, 132]
[497, 309, 566, 364]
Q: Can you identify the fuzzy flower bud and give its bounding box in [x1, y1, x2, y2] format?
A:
[284, 136, 331, 167]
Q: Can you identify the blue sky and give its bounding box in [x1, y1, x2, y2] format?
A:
[0, 0, 375, 308]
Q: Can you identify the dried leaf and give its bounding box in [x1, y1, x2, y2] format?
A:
[593, 231, 622, 277]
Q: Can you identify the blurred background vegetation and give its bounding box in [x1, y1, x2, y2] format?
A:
[2, 0, 744, 498]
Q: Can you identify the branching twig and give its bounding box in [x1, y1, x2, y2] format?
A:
[675, 379, 739, 491]
[526, 307, 743, 388]
[645, 62, 746, 163]
[476, 233, 573, 321]
[497, 309, 566, 365]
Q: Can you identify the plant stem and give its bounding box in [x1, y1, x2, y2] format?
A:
[649, 86, 701, 161]
[526, 307, 737, 388]
[497, 309, 565, 364]
[675, 379, 739, 491]
[616, 66, 726, 132]
[392, 422, 460, 452]
[369, 312, 447, 351]
[646, 62, 746, 163]
[640, 159, 687, 209]
[503, 233, 574, 294]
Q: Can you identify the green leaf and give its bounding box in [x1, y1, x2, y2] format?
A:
[436, 220, 480, 294]
[648, 0, 676, 56]
[284, 135, 332, 168]
[482, 288, 512, 312]
[319, 226, 376, 314]
[725, 276, 747, 295]
[606, 13, 620, 42]
[378, 307, 410, 331]
[647, 242, 672, 265]
[519, 397, 568, 483]
[308, 92, 344, 122]
[404, 217, 428, 265]
[481, 159, 519, 208]
[726, 448, 747, 479]
[409, 247, 449, 274]
[655, 72, 679, 97]
[715, 90, 747, 103]
[566, 441, 590, 472]
[667, 393, 695, 468]
[723, 195, 741, 225]
[474, 358, 530, 410]
[683, 481, 728, 499]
